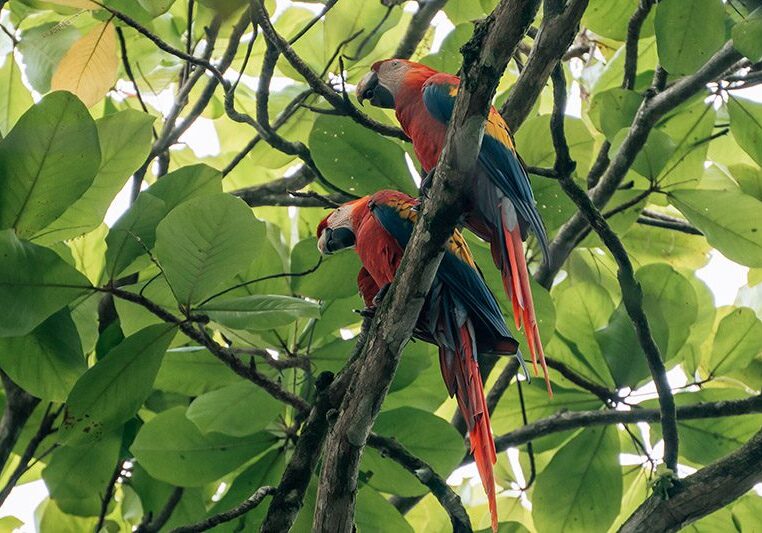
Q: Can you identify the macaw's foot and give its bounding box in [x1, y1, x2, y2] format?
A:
[372, 283, 391, 307]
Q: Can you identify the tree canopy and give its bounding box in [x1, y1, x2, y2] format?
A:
[0, 0, 762, 532]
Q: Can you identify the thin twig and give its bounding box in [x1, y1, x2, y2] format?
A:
[170, 486, 275, 533]
[136, 487, 184, 533]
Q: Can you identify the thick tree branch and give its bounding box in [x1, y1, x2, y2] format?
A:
[620, 425, 762, 532]
[0, 371, 40, 474]
[261, 318, 373, 533]
[367, 434, 472, 532]
[499, 0, 589, 130]
[394, 0, 448, 59]
[548, 67, 679, 471]
[170, 486, 275, 533]
[536, 42, 743, 287]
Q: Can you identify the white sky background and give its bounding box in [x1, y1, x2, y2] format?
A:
[1, 0, 760, 529]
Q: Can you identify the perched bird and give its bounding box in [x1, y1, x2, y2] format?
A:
[317, 190, 526, 532]
[356, 59, 551, 394]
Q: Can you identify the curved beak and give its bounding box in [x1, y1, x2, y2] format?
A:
[317, 227, 356, 255]
[356, 71, 395, 109]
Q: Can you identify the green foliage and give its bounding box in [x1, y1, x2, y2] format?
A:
[0, 1, 760, 531]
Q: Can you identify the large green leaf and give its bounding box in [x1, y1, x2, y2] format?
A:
[360, 407, 464, 497]
[104, 163, 222, 279]
[154, 347, 240, 396]
[654, 0, 726, 75]
[532, 425, 622, 533]
[198, 294, 320, 331]
[154, 193, 262, 306]
[515, 115, 595, 176]
[611, 127, 676, 181]
[583, 0, 652, 41]
[130, 406, 276, 486]
[17, 23, 81, 93]
[732, 7, 762, 62]
[290, 237, 362, 300]
[0, 308, 85, 401]
[708, 307, 762, 375]
[0, 91, 100, 238]
[669, 189, 762, 267]
[731, 164, 762, 201]
[42, 430, 121, 516]
[59, 324, 176, 445]
[0, 55, 33, 136]
[186, 381, 282, 437]
[656, 100, 716, 188]
[728, 96, 762, 167]
[309, 114, 416, 197]
[589, 88, 642, 140]
[0, 230, 91, 337]
[34, 109, 155, 243]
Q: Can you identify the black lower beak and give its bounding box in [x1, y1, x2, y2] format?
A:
[324, 227, 356, 253]
[358, 72, 395, 109]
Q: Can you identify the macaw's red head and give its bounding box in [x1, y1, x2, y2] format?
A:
[356, 59, 438, 109]
[316, 197, 368, 255]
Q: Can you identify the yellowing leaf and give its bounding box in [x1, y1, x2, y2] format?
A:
[51, 21, 118, 108]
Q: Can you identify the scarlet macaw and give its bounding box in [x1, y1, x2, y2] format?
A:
[356, 60, 551, 394]
[317, 190, 526, 532]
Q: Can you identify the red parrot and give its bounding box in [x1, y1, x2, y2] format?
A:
[317, 190, 527, 532]
[356, 59, 551, 395]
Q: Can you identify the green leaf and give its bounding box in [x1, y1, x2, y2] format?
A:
[130, 406, 276, 486]
[0, 230, 91, 337]
[355, 485, 413, 533]
[0, 91, 100, 238]
[583, 0, 652, 41]
[17, 23, 81, 94]
[552, 283, 616, 388]
[655, 0, 726, 75]
[730, 164, 762, 201]
[0, 55, 33, 137]
[515, 115, 595, 176]
[42, 430, 121, 516]
[612, 127, 676, 180]
[105, 163, 222, 279]
[732, 7, 762, 62]
[60, 323, 176, 445]
[186, 381, 282, 437]
[656, 100, 716, 188]
[532, 425, 622, 533]
[198, 294, 320, 331]
[0, 308, 85, 401]
[309, 114, 416, 197]
[622, 223, 711, 269]
[155, 347, 240, 396]
[360, 407, 464, 497]
[589, 88, 642, 140]
[669, 189, 762, 268]
[708, 307, 762, 375]
[155, 193, 262, 306]
[290, 237, 362, 300]
[34, 109, 155, 243]
[728, 96, 762, 167]
[36, 500, 98, 533]
[443, 0, 487, 24]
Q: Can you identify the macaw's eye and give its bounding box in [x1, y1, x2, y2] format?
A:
[363, 88, 375, 99]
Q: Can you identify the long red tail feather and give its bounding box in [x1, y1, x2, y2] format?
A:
[500, 207, 552, 397]
[452, 324, 498, 532]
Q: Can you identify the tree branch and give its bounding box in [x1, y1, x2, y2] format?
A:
[394, 0, 448, 59]
[250, 0, 407, 141]
[620, 425, 762, 532]
[489, 394, 762, 454]
[623, 0, 656, 90]
[136, 487, 184, 533]
[311, 2, 540, 530]
[548, 66, 679, 471]
[0, 371, 39, 474]
[367, 434, 472, 532]
[638, 210, 702, 235]
[170, 486, 275, 533]
[536, 42, 743, 288]
[499, 0, 589, 130]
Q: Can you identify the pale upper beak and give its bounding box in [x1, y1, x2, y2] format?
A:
[317, 227, 356, 255]
[356, 71, 395, 109]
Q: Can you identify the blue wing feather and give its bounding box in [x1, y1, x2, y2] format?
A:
[421, 79, 549, 257]
[371, 202, 514, 341]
